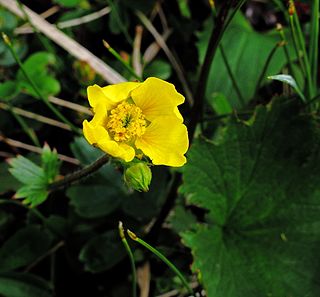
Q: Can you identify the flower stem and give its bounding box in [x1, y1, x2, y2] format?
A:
[309, 0, 319, 87]
[119, 222, 137, 297]
[210, 3, 245, 107]
[127, 229, 194, 296]
[290, 2, 314, 99]
[8, 103, 41, 147]
[48, 154, 109, 191]
[189, 1, 241, 140]
[103, 40, 142, 81]
[276, 24, 295, 76]
[1, 33, 79, 134]
[254, 41, 280, 97]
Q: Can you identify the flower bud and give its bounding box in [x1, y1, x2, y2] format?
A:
[124, 162, 152, 192]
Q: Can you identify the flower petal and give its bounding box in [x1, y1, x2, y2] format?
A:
[83, 119, 110, 145]
[102, 82, 141, 103]
[87, 85, 115, 110]
[131, 77, 185, 121]
[98, 141, 135, 162]
[90, 103, 108, 126]
[83, 120, 135, 162]
[135, 116, 189, 167]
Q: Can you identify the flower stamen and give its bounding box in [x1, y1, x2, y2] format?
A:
[107, 101, 146, 142]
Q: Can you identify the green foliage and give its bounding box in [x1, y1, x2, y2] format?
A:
[198, 13, 293, 108]
[0, 80, 21, 100]
[79, 230, 126, 273]
[0, 225, 52, 272]
[0, 162, 20, 193]
[181, 98, 320, 296]
[268, 74, 306, 102]
[143, 60, 172, 80]
[16, 52, 61, 98]
[67, 185, 123, 218]
[9, 145, 60, 207]
[54, 0, 82, 8]
[0, 272, 52, 297]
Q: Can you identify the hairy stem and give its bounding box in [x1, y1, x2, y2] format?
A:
[48, 154, 109, 191]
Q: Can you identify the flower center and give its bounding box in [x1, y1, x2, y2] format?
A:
[106, 101, 147, 142]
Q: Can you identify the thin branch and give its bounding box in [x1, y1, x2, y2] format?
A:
[136, 11, 194, 106]
[24, 241, 65, 272]
[48, 154, 109, 191]
[0, 135, 79, 165]
[0, 0, 126, 84]
[143, 29, 172, 65]
[49, 96, 92, 115]
[133, 25, 143, 77]
[188, 3, 233, 141]
[0, 102, 71, 131]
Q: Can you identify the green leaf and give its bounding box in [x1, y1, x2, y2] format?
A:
[0, 10, 18, 31]
[16, 52, 61, 98]
[0, 80, 21, 101]
[0, 225, 52, 272]
[9, 155, 45, 185]
[0, 272, 52, 297]
[198, 13, 294, 108]
[67, 185, 123, 218]
[268, 74, 306, 102]
[79, 230, 126, 273]
[0, 40, 27, 67]
[208, 92, 233, 115]
[168, 205, 197, 234]
[143, 60, 172, 80]
[70, 137, 103, 165]
[41, 144, 60, 183]
[0, 162, 20, 193]
[70, 137, 124, 189]
[177, 0, 191, 18]
[17, 52, 56, 78]
[54, 0, 81, 8]
[19, 75, 61, 98]
[15, 185, 48, 207]
[181, 98, 320, 296]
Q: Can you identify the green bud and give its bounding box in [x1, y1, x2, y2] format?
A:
[124, 162, 152, 192]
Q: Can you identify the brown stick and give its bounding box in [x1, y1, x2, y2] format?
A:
[0, 0, 126, 84]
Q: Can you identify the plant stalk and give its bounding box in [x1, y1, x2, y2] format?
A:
[127, 229, 193, 295]
[1, 33, 79, 134]
[48, 154, 109, 191]
[119, 222, 137, 297]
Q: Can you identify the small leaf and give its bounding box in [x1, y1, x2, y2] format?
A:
[0, 162, 20, 193]
[67, 185, 123, 218]
[41, 144, 60, 183]
[79, 230, 126, 273]
[9, 155, 45, 185]
[208, 92, 233, 115]
[0, 225, 52, 272]
[0, 272, 52, 297]
[54, 0, 82, 8]
[144, 60, 172, 80]
[0, 80, 21, 100]
[15, 185, 48, 207]
[268, 74, 306, 102]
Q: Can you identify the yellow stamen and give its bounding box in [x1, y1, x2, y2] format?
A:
[107, 101, 146, 142]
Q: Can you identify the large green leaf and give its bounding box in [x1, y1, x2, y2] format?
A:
[0, 272, 52, 297]
[67, 185, 123, 218]
[0, 225, 52, 272]
[79, 230, 126, 273]
[181, 98, 320, 297]
[198, 13, 294, 108]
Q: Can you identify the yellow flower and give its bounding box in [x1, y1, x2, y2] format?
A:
[83, 77, 189, 167]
